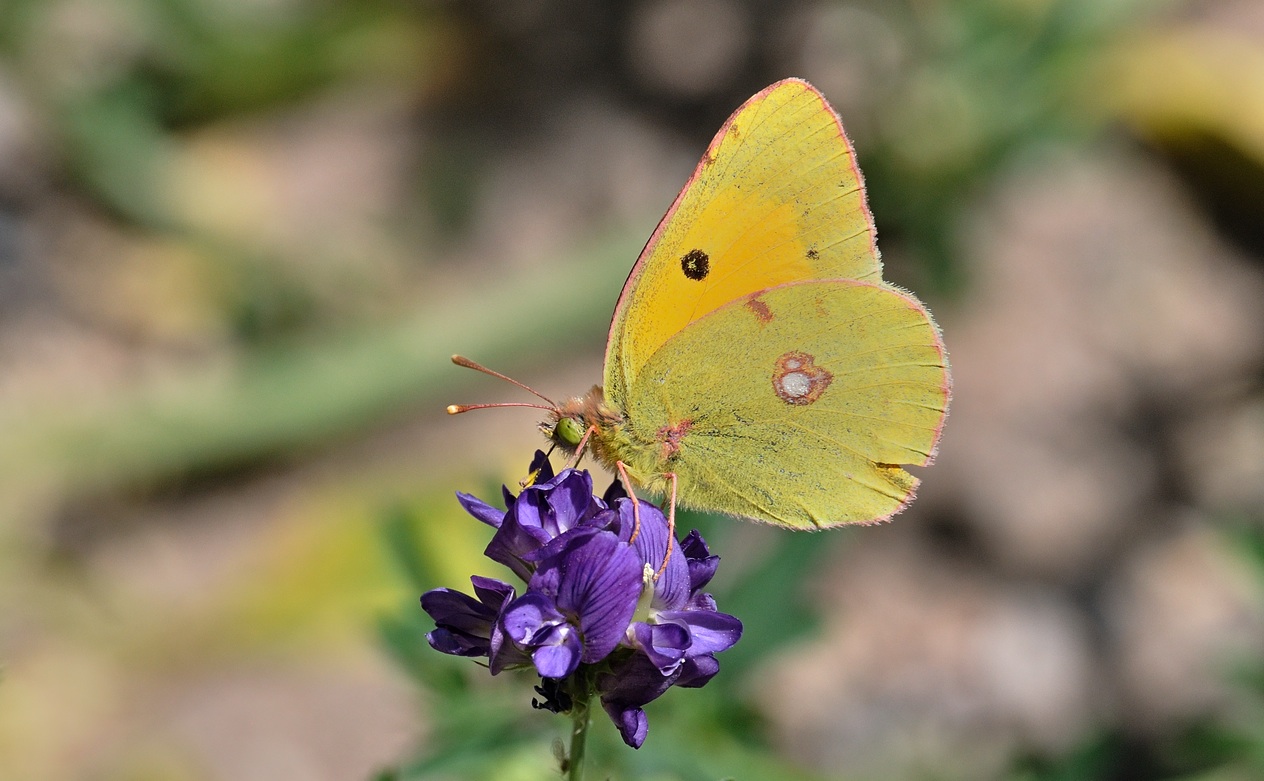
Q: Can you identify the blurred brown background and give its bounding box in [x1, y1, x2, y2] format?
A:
[2, 0, 1264, 779]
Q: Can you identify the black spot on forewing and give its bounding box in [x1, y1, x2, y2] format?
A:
[681, 249, 710, 281]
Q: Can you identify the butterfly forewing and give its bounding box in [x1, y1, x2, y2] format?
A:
[604, 79, 882, 409]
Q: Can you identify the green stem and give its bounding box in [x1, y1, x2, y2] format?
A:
[568, 683, 593, 781]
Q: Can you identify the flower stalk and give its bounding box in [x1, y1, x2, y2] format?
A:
[567, 683, 591, 781]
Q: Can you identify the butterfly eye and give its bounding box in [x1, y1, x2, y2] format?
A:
[552, 416, 585, 448]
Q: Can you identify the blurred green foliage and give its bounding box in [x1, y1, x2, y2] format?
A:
[0, 0, 428, 223]
[860, 0, 1150, 292]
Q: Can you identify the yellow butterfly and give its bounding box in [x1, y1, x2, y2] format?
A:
[453, 79, 950, 531]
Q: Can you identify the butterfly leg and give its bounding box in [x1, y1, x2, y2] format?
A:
[655, 472, 678, 579]
[615, 465, 676, 579]
[562, 425, 598, 471]
[616, 460, 642, 543]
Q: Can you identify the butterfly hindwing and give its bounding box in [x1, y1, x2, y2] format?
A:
[619, 280, 949, 529]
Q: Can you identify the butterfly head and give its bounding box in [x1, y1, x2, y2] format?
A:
[541, 386, 623, 463]
[545, 414, 586, 449]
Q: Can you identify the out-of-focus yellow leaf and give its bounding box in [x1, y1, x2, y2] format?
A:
[144, 480, 499, 660]
[1099, 28, 1264, 164]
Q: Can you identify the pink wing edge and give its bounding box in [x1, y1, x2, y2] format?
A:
[602, 77, 881, 368]
[843, 279, 952, 528]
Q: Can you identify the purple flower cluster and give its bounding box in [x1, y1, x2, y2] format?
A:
[421, 452, 743, 748]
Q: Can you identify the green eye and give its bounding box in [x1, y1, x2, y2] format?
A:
[554, 417, 584, 447]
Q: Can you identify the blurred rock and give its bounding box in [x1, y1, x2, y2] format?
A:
[0, 640, 124, 781]
[58, 654, 417, 781]
[163, 88, 418, 317]
[1187, 0, 1264, 37]
[626, 0, 751, 98]
[1176, 398, 1264, 514]
[759, 535, 1097, 779]
[938, 153, 1264, 577]
[464, 93, 691, 271]
[0, 67, 44, 197]
[155, 657, 415, 781]
[48, 221, 232, 350]
[1103, 522, 1264, 731]
[0, 209, 31, 317]
[25, 0, 146, 96]
[44, 463, 418, 781]
[0, 68, 48, 318]
[787, 4, 905, 141]
[0, 309, 146, 416]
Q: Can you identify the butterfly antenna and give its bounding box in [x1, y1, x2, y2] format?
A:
[446, 401, 555, 414]
[447, 355, 559, 415]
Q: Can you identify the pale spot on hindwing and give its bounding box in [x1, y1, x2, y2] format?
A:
[773, 351, 832, 405]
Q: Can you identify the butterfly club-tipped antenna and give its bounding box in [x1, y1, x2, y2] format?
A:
[447, 355, 565, 485]
[446, 354, 560, 416]
[447, 353, 583, 453]
[448, 354, 601, 478]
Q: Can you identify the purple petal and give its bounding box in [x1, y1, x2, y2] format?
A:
[676, 654, 720, 688]
[421, 589, 493, 633]
[488, 620, 531, 674]
[456, 492, 505, 528]
[484, 506, 552, 581]
[579, 507, 620, 533]
[656, 609, 743, 656]
[500, 593, 564, 646]
[597, 654, 678, 749]
[610, 706, 649, 749]
[612, 499, 689, 610]
[492, 592, 566, 675]
[421, 578, 516, 658]
[680, 530, 719, 591]
[528, 450, 555, 483]
[497, 593, 585, 679]
[427, 628, 483, 656]
[470, 576, 515, 607]
[502, 469, 600, 553]
[687, 592, 718, 612]
[631, 621, 689, 674]
[551, 531, 645, 663]
[525, 524, 602, 567]
[511, 488, 550, 535]
[538, 469, 600, 536]
[531, 624, 583, 679]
